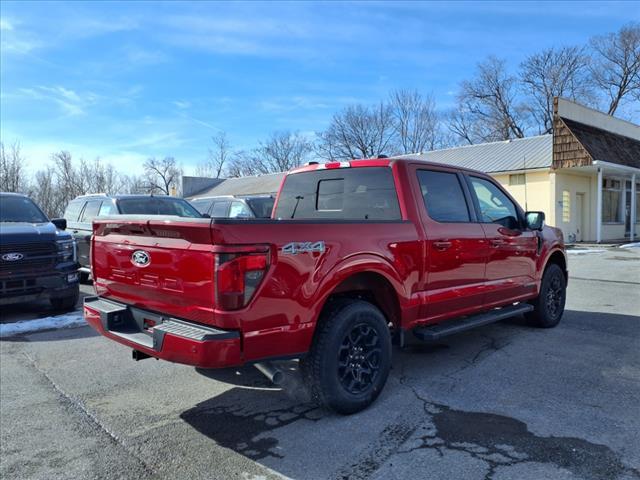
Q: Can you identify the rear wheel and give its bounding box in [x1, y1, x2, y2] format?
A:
[301, 299, 392, 414]
[526, 263, 566, 328]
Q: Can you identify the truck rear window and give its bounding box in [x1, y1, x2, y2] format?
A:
[274, 167, 401, 220]
[117, 197, 202, 218]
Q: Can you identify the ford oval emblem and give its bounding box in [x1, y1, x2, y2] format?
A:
[1, 253, 24, 261]
[131, 250, 151, 267]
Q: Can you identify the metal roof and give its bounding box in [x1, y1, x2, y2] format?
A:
[397, 134, 552, 173]
[186, 172, 285, 199]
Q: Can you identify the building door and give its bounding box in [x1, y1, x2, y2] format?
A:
[576, 193, 585, 242]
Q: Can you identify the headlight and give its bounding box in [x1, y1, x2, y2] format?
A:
[57, 239, 77, 262]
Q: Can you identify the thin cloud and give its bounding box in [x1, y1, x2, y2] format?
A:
[17, 85, 98, 116]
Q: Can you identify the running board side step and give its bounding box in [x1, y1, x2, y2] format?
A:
[412, 303, 534, 342]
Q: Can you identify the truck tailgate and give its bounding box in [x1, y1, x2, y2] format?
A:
[92, 217, 217, 324]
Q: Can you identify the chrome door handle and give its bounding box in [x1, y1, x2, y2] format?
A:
[433, 241, 452, 251]
[490, 239, 504, 247]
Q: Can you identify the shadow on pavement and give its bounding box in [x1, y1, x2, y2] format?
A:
[181, 309, 640, 479]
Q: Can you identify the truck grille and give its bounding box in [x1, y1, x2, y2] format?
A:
[0, 241, 57, 277]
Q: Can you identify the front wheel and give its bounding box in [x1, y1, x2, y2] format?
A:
[526, 263, 566, 328]
[301, 299, 392, 414]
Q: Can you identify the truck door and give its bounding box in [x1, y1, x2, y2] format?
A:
[465, 175, 538, 307]
[413, 167, 489, 322]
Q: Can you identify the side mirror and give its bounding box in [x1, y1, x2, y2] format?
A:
[525, 211, 545, 231]
[201, 213, 211, 218]
[51, 218, 67, 230]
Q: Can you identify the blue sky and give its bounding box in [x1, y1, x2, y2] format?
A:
[1, 1, 638, 175]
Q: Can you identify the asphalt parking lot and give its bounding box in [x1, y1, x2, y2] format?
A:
[1, 247, 639, 480]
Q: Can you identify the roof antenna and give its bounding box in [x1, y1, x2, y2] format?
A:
[523, 155, 528, 211]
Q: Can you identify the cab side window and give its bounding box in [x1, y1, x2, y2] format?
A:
[468, 177, 519, 229]
[417, 170, 471, 223]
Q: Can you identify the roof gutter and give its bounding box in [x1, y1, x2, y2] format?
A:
[593, 160, 640, 175]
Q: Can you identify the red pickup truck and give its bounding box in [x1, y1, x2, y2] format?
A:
[84, 158, 567, 414]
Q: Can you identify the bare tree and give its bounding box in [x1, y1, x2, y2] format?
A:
[0, 141, 28, 193]
[196, 131, 230, 178]
[317, 102, 398, 160]
[121, 174, 148, 194]
[255, 131, 313, 173]
[143, 157, 182, 195]
[51, 151, 85, 208]
[452, 56, 528, 144]
[389, 89, 441, 153]
[520, 46, 593, 133]
[29, 167, 59, 217]
[590, 22, 640, 115]
[80, 158, 124, 194]
[226, 151, 256, 178]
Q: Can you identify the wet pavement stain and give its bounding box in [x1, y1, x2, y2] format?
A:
[407, 387, 640, 480]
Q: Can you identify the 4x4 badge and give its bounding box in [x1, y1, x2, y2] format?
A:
[131, 250, 151, 267]
[281, 241, 325, 255]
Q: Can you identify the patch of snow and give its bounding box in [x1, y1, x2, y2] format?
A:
[620, 242, 640, 249]
[567, 249, 606, 255]
[0, 311, 86, 338]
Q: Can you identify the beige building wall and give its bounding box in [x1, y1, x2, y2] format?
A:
[493, 168, 629, 242]
[492, 169, 554, 223]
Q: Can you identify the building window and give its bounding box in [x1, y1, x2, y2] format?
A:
[602, 178, 622, 223]
[562, 190, 571, 223]
[509, 173, 526, 186]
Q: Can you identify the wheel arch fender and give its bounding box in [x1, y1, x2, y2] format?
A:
[540, 248, 568, 282]
[309, 253, 409, 331]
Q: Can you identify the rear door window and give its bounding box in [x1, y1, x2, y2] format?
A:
[417, 170, 471, 223]
[229, 201, 253, 218]
[191, 199, 214, 215]
[274, 167, 401, 220]
[64, 200, 85, 222]
[245, 197, 275, 218]
[98, 201, 116, 216]
[80, 200, 102, 223]
[210, 201, 230, 217]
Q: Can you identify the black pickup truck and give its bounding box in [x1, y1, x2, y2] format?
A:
[0, 193, 80, 310]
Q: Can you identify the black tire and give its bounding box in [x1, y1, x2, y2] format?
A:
[301, 299, 392, 414]
[79, 271, 90, 283]
[526, 263, 566, 328]
[50, 291, 79, 311]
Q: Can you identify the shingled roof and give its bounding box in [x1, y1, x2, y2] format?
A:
[562, 118, 640, 169]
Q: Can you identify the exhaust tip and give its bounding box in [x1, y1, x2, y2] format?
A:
[254, 362, 284, 386]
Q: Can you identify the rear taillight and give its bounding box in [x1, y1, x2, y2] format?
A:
[215, 252, 269, 310]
